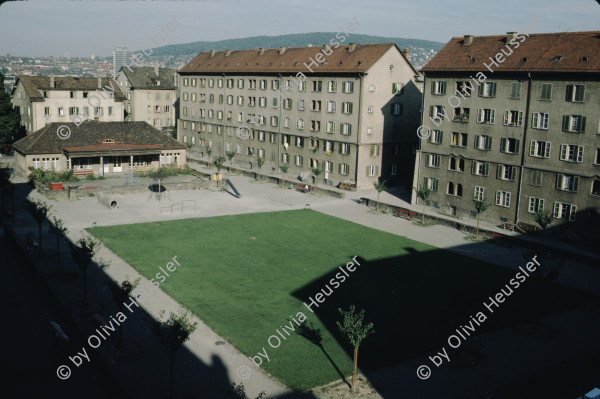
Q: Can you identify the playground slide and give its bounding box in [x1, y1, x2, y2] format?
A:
[225, 178, 241, 197]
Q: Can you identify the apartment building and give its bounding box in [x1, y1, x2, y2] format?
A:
[11, 76, 125, 134]
[113, 47, 132, 78]
[413, 31, 600, 237]
[115, 65, 177, 130]
[177, 43, 422, 189]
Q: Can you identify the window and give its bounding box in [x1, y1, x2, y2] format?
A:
[256, 97, 266, 108]
[366, 165, 378, 176]
[154, 105, 161, 113]
[298, 81, 306, 91]
[297, 118, 304, 130]
[298, 100, 305, 111]
[325, 141, 334, 153]
[500, 138, 520, 154]
[271, 80, 279, 90]
[428, 130, 443, 144]
[530, 170, 543, 186]
[531, 112, 549, 130]
[218, 95, 224, 104]
[271, 116, 279, 127]
[342, 81, 354, 93]
[426, 154, 440, 168]
[503, 110, 524, 126]
[58, 107, 64, 116]
[468, 186, 484, 202]
[447, 182, 463, 197]
[281, 153, 290, 164]
[430, 105, 447, 119]
[237, 79, 244, 89]
[295, 155, 303, 166]
[453, 107, 469, 121]
[257, 79, 266, 90]
[237, 96, 244, 106]
[471, 160, 489, 176]
[312, 81, 322, 92]
[478, 82, 497, 97]
[311, 120, 320, 131]
[341, 123, 351, 135]
[326, 121, 336, 133]
[44, 107, 50, 116]
[342, 102, 353, 114]
[94, 107, 103, 116]
[217, 110, 223, 120]
[393, 104, 403, 116]
[529, 141, 551, 158]
[449, 157, 465, 172]
[68, 107, 79, 116]
[227, 79, 234, 89]
[183, 78, 189, 87]
[218, 79, 223, 88]
[560, 144, 584, 163]
[226, 95, 233, 105]
[540, 83, 552, 100]
[340, 143, 350, 155]
[425, 177, 439, 192]
[325, 161, 333, 172]
[209, 94, 214, 103]
[474, 135, 492, 150]
[208, 109, 214, 119]
[311, 100, 322, 111]
[191, 78, 197, 87]
[455, 81, 472, 97]
[370, 145, 379, 156]
[565, 84, 585, 102]
[451, 132, 468, 147]
[497, 164, 517, 181]
[328, 81, 337, 92]
[248, 79, 256, 89]
[326, 101, 336, 113]
[236, 144, 243, 154]
[476, 108, 495, 124]
[392, 82, 404, 94]
[258, 149, 265, 158]
[270, 133, 277, 144]
[495, 191, 511, 207]
[283, 98, 292, 109]
[528, 197, 545, 213]
[510, 82, 522, 99]
[368, 85, 376, 92]
[339, 163, 349, 175]
[556, 174, 579, 192]
[591, 180, 600, 196]
[431, 80, 446, 95]
[208, 78, 214, 88]
[553, 202, 577, 221]
[562, 115, 586, 133]
[283, 116, 290, 128]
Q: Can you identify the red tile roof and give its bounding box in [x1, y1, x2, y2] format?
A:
[422, 31, 600, 73]
[14, 76, 126, 102]
[179, 43, 416, 75]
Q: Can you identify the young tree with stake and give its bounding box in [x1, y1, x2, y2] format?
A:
[279, 164, 288, 187]
[49, 216, 68, 275]
[256, 157, 265, 181]
[473, 197, 490, 239]
[108, 277, 140, 346]
[69, 236, 99, 305]
[373, 180, 386, 212]
[226, 151, 236, 173]
[205, 145, 212, 167]
[312, 168, 322, 193]
[25, 198, 52, 251]
[414, 187, 431, 225]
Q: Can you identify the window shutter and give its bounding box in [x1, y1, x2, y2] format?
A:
[532, 113, 539, 128]
[529, 140, 535, 156]
[477, 108, 483, 123]
[553, 202, 560, 218]
[478, 84, 484, 96]
[569, 205, 577, 221]
[539, 199, 544, 210]
[580, 117, 586, 133]
[562, 115, 569, 131]
[573, 176, 579, 192]
[484, 162, 489, 176]
[577, 147, 584, 162]
[491, 83, 497, 97]
[496, 165, 502, 179]
[490, 110, 495, 124]
[471, 161, 477, 174]
[423, 177, 428, 187]
[474, 135, 480, 149]
[431, 82, 435, 94]
[565, 85, 573, 102]
[500, 138, 507, 153]
[518, 112, 523, 126]
[556, 174, 563, 189]
[510, 166, 517, 181]
[439, 131, 444, 143]
[503, 111, 509, 125]
[495, 190, 501, 205]
[575, 85, 585, 102]
[545, 143, 551, 158]
[515, 140, 520, 154]
[433, 179, 438, 192]
[488, 137, 493, 150]
[429, 106, 434, 118]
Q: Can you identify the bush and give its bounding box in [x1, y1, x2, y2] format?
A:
[86, 174, 96, 181]
[28, 168, 80, 183]
[138, 164, 194, 177]
[97, 175, 106, 180]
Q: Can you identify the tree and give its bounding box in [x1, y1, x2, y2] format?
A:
[256, 157, 265, 181]
[165, 126, 177, 140]
[373, 180, 386, 212]
[184, 142, 193, 163]
[205, 145, 212, 167]
[414, 187, 432, 225]
[279, 164, 288, 187]
[312, 168, 322, 193]
[336, 305, 375, 392]
[230, 383, 266, 399]
[0, 72, 24, 149]
[473, 198, 490, 239]
[49, 216, 68, 274]
[108, 277, 140, 346]
[534, 208, 553, 249]
[69, 236, 100, 304]
[151, 308, 198, 399]
[225, 151, 236, 173]
[213, 156, 226, 188]
[0, 168, 10, 213]
[25, 198, 52, 251]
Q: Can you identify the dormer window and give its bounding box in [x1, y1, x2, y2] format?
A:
[103, 139, 115, 144]
[156, 80, 160, 86]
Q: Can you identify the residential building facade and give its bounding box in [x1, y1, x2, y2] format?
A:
[413, 31, 600, 238]
[177, 43, 422, 189]
[11, 76, 125, 134]
[116, 65, 177, 130]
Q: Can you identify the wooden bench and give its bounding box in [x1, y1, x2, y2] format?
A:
[296, 184, 311, 193]
[73, 170, 94, 177]
[93, 313, 107, 328]
[394, 208, 416, 220]
[490, 233, 517, 248]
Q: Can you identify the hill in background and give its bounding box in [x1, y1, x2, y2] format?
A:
[145, 32, 444, 69]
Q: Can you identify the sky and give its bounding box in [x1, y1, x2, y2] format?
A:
[0, 0, 598, 57]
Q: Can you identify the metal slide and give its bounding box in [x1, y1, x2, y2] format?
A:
[225, 178, 241, 198]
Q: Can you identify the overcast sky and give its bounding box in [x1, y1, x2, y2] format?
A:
[0, 0, 598, 57]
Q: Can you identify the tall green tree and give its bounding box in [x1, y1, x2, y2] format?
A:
[69, 236, 100, 304]
[474, 198, 490, 239]
[373, 180, 386, 212]
[225, 151, 236, 173]
[205, 145, 212, 167]
[0, 72, 24, 150]
[336, 305, 375, 392]
[534, 208, 553, 249]
[312, 168, 322, 193]
[256, 157, 265, 181]
[414, 187, 432, 225]
[151, 308, 198, 399]
[49, 216, 68, 274]
[279, 164, 288, 187]
[25, 198, 52, 252]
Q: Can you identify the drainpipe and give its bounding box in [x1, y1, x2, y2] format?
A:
[514, 73, 533, 224]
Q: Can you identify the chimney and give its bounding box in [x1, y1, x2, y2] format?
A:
[258, 48, 265, 56]
[153, 61, 159, 77]
[225, 49, 231, 57]
[401, 48, 410, 58]
[209, 49, 216, 58]
[50, 75, 54, 88]
[463, 35, 473, 45]
[278, 46, 286, 55]
[507, 32, 517, 42]
[348, 43, 357, 53]
[98, 77, 102, 88]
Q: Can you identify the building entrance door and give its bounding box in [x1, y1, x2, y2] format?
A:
[113, 156, 122, 172]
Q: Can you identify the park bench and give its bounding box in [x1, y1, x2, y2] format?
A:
[490, 233, 517, 248]
[93, 313, 107, 328]
[296, 184, 311, 193]
[394, 208, 415, 220]
[73, 170, 94, 177]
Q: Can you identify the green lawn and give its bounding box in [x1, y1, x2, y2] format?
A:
[88, 210, 591, 391]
